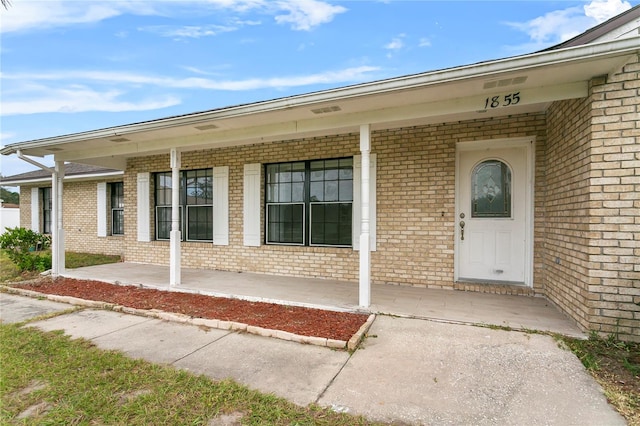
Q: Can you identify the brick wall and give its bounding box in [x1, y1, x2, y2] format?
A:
[19, 179, 124, 257]
[546, 54, 640, 342]
[124, 113, 546, 293]
[587, 55, 640, 342]
[545, 97, 594, 331]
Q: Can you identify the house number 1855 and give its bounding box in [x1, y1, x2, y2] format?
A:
[483, 92, 521, 109]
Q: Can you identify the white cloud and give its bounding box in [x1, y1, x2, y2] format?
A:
[384, 36, 405, 51]
[0, 0, 347, 34]
[418, 38, 432, 48]
[0, 132, 16, 145]
[0, 0, 160, 34]
[584, 0, 632, 22]
[1, 85, 181, 115]
[140, 24, 238, 39]
[0, 66, 380, 115]
[504, 0, 632, 51]
[273, 0, 347, 31]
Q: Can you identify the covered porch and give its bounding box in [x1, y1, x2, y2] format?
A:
[62, 262, 584, 337]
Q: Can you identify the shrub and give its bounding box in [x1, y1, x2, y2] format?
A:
[0, 227, 52, 272]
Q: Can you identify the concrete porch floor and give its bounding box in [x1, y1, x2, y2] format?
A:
[62, 262, 585, 338]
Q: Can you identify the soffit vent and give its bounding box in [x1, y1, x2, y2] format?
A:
[194, 124, 219, 131]
[483, 76, 528, 90]
[311, 105, 341, 114]
[47, 147, 63, 152]
[110, 137, 130, 143]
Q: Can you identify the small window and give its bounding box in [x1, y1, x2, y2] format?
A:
[110, 182, 124, 235]
[471, 160, 512, 218]
[265, 158, 353, 246]
[41, 187, 52, 234]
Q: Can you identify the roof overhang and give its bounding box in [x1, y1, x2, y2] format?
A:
[0, 170, 124, 186]
[2, 37, 639, 170]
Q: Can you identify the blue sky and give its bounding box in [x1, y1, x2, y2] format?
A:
[1, 0, 637, 178]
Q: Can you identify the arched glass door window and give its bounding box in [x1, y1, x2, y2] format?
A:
[471, 160, 512, 218]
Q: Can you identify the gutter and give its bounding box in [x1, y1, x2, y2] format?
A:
[1, 36, 639, 156]
[0, 170, 124, 186]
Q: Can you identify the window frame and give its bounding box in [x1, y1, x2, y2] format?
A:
[109, 182, 124, 236]
[154, 169, 213, 242]
[41, 187, 52, 235]
[264, 157, 353, 248]
[471, 159, 512, 219]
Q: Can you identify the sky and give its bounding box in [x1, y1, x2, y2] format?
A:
[1, 0, 638, 179]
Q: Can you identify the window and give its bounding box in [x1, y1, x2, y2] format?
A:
[471, 160, 512, 218]
[41, 187, 52, 234]
[110, 182, 124, 235]
[266, 158, 353, 246]
[154, 169, 213, 241]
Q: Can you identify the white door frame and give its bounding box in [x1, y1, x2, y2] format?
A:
[454, 136, 535, 287]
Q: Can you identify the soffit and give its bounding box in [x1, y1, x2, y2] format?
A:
[4, 39, 639, 169]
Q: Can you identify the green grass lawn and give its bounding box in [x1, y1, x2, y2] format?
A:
[0, 250, 121, 282]
[0, 323, 380, 425]
[0, 250, 20, 282]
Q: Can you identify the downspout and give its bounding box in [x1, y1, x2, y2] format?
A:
[15, 150, 64, 277]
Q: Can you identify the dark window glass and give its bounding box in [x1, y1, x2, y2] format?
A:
[110, 182, 124, 235]
[154, 169, 212, 241]
[265, 158, 353, 246]
[41, 187, 52, 234]
[472, 160, 512, 218]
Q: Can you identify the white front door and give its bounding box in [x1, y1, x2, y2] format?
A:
[456, 139, 532, 285]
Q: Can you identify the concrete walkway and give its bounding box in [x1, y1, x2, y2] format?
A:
[0, 293, 625, 425]
[63, 262, 584, 337]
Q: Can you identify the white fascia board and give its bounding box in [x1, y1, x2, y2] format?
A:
[58, 81, 586, 162]
[1, 37, 638, 157]
[0, 171, 124, 186]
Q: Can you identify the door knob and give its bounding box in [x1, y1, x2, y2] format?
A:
[459, 220, 465, 241]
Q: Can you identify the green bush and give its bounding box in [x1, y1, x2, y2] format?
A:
[0, 227, 52, 272]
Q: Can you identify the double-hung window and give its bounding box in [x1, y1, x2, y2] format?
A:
[154, 169, 213, 241]
[266, 158, 353, 247]
[41, 187, 52, 234]
[110, 182, 124, 235]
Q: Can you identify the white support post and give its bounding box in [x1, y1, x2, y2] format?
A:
[169, 149, 181, 286]
[52, 161, 65, 276]
[359, 124, 371, 308]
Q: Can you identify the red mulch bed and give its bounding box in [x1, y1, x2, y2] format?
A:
[16, 278, 369, 342]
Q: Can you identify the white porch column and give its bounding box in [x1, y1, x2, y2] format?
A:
[51, 161, 65, 277]
[169, 148, 181, 286]
[359, 124, 371, 308]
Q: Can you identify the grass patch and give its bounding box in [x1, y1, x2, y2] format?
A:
[0, 250, 121, 282]
[558, 333, 640, 425]
[0, 250, 22, 282]
[0, 324, 382, 425]
[65, 252, 121, 269]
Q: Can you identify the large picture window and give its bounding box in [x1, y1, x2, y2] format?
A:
[266, 158, 353, 246]
[155, 169, 213, 241]
[110, 182, 124, 235]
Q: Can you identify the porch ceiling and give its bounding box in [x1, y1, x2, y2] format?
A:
[2, 38, 639, 170]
